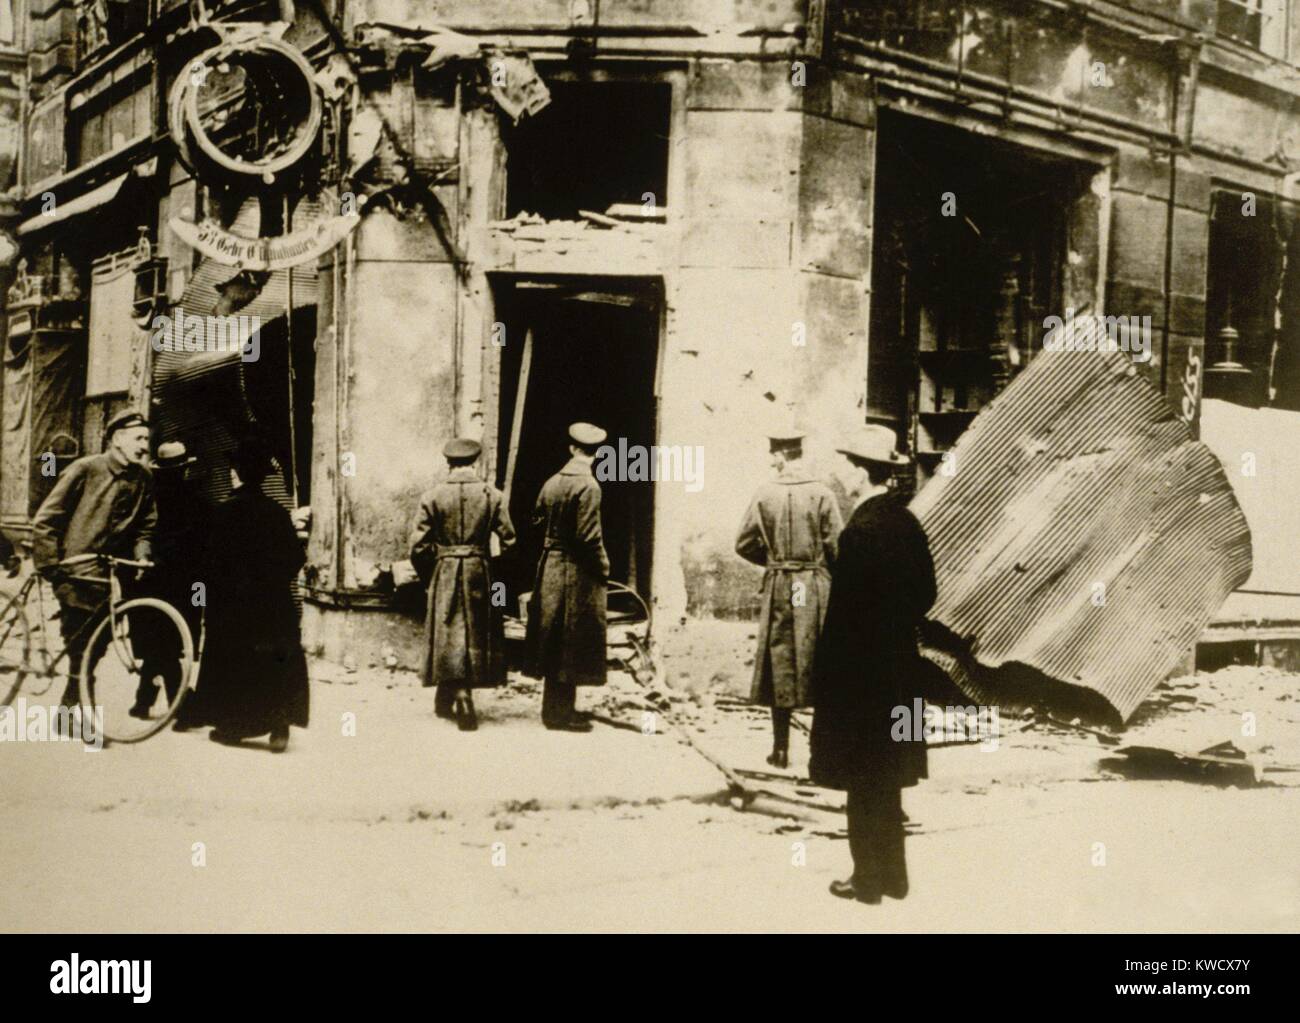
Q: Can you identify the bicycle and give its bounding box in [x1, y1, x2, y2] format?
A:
[0, 552, 198, 744]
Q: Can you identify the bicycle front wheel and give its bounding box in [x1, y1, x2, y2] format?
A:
[0, 600, 31, 706]
[81, 598, 195, 743]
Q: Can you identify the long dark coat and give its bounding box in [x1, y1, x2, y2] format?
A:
[809, 491, 936, 791]
[525, 457, 609, 688]
[410, 468, 516, 689]
[735, 468, 842, 708]
[199, 485, 310, 735]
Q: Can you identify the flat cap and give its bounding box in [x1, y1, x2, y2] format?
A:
[105, 411, 149, 439]
[443, 437, 482, 461]
[568, 422, 607, 447]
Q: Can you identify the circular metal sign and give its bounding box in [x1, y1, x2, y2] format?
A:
[170, 36, 322, 183]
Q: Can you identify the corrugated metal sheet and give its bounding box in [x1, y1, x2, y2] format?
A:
[910, 317, 1253, 722]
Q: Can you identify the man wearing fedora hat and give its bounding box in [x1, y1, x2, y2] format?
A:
[735, 425, 843, 769]
[525, 422, 610, 731]
[410, 437, 516, 730]
[32, 410, 157, 709]
[130, 441, 207, 725]
[809, 423, 936, 904]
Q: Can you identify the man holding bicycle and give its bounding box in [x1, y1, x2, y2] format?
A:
[31, 410, 157, 708]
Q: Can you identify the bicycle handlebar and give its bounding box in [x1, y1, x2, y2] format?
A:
[55, 554, 155, 570]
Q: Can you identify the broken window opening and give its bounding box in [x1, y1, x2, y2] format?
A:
[867, 110, 1100, 490]
[1204, 189, 1300, 410]
[502, 81, 671, 221]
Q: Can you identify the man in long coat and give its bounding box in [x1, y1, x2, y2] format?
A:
[735, 428, 842, 768]
[202, 435, 310, 753]
[410, 437, 516, 731]
[526, 422, 609, 732]
[809, 424, 936, 904]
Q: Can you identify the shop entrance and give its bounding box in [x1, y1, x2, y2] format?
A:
[493, 278, 660, 607]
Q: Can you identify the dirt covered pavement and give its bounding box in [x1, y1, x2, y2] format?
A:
[2, 621, 1298, 932]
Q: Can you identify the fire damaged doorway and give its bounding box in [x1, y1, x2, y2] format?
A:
[493, 278, 661, 609]
[867, 110, 1105, 490]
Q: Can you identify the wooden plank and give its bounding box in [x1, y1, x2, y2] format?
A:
[502, 327, 533, 506]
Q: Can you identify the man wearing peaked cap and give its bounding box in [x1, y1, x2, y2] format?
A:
[567, 422, 607, 450]
[810, 422, 935, 906]
[525, 422, 611, 731]
[411, 437, 515, 730]
[32, 410, 156, 713]
[735, 417, 843, 769]
[105, 410, 149, 441]
[442, 437, 482, 462]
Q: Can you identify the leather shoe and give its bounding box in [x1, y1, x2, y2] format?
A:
[268, 726, 290, 753]
[128, 703, 152, 721]
[766, 749, 790, 769]
[544, 717, 592, 732]
[829, 878, 881, 904]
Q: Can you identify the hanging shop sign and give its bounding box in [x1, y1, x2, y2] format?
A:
[168, 197, 360, 271]
[168, 32, 322, 184]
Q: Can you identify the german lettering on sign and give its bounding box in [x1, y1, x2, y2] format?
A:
[168, 211, 360, 271]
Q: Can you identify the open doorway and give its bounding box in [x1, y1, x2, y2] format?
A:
[242, 306, 317, 506]
[493, 278, 660, 607]
[867, 110, 1101, 489]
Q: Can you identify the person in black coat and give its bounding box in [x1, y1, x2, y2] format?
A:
[130, 441, 207, 727]
[202, 435, 310, 753]
[809, 425, 936, 904]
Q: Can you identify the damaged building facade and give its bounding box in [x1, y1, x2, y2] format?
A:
[2, 0, 1299, 668]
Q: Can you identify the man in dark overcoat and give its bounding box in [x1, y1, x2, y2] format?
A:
[410, 437, 516, 731]
[735, 428, 842, 768]
[809, 424, 936, 904]
[525, 422, 609, 732]
[201, 435, 309, 753]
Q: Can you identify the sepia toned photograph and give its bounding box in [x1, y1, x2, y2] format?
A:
[0, 0, 1296, 969]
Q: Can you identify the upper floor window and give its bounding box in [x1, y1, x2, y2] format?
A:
[1217, 0, 1290, 58]
[77, 0, 149, 62]
[504, 80, 672, 221]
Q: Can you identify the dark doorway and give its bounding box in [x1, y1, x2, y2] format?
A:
[494, 279, 660, 607]
[242, 306, 316, 506]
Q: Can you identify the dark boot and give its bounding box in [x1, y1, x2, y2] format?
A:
[454, 692, 478, 732]
[434, 684, 456, 720]
[130, 669, 161, 719]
